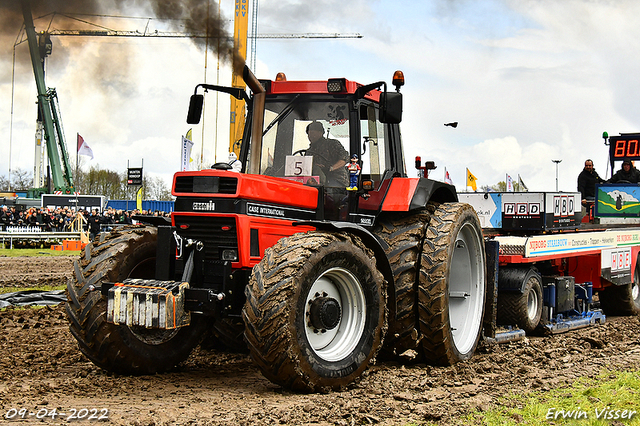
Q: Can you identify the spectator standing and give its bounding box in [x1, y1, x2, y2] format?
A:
[88, 210, 102, 240]
[577, 159, 605, 206]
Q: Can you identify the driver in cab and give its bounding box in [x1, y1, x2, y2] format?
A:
[609, 160, 640, 184]
[305, 121, 348, 187]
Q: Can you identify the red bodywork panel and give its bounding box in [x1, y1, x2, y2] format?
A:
[172, 171, 318, 269]
[267, 79, 381, 102]
[173, 171, 319, 210]
[380, 178, 418, 211]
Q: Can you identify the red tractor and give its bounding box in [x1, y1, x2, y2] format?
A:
[66, 67, 487, 392]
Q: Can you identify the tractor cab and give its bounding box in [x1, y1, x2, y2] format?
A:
[209, 69, 406, 222]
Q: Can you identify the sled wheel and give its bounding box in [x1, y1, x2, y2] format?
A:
[497, 267, 543, 333]
[373, 211, 429, 359]
[243, 231, 386, 392]
[599, 257, 640, 316]
[418, 202, 486, 365]
[65, 226, 208, 374]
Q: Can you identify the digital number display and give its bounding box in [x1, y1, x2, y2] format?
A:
[609, 133, 640, 160]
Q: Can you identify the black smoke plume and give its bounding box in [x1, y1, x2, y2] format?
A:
[1, 0, 245, 74]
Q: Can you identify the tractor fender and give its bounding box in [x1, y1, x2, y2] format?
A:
[294, 220, 395, 299]
[409, 178, 458, 210]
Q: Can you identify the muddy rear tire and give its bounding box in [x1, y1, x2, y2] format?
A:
[243, 232, 386, 392]
[65, 226, 208, 374]
[373, 211, 429, 359]
[418, 202, 486, 365]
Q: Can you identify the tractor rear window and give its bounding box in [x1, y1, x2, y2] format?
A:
[258, 97, 350, 188]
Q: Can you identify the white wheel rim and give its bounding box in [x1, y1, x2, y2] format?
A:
[448, 222, 485, 355]
[527, 279, 540, 321]
[632, 281, 640, 303]
[304, 267, 366, 362]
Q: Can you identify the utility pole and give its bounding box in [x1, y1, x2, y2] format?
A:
[552, 159, 562, 191]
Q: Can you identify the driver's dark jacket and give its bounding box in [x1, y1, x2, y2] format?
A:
[306, 137, 349, 187]
[609, 167, 640, 184]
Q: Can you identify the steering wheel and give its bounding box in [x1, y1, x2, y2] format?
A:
[211, 162, 233, 170]
[292, 149, 307, 156]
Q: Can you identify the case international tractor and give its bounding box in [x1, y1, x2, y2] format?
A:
[65, 67, 487, 392]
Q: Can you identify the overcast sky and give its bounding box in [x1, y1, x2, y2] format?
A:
[1, 0, 639, 195]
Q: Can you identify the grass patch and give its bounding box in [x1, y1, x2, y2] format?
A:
[0, 248, 80, 257]
[0, 285, 66, 295]
[471, 370, 640, 425]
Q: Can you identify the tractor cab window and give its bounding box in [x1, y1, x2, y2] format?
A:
[258, 96, 350, 188]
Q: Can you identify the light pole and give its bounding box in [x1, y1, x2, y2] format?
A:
[552, 159, 562, 191]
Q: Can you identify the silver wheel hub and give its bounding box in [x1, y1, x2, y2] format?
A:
[304, 267, 366, 362]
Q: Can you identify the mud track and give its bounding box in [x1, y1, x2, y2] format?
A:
[0, 255, 638, 425]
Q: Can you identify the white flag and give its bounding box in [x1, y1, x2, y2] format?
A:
[444, 167, 453, 185]
[181, 130, 194, 171]
[77, 133, 94, 159]
[506, 174, 514, 192]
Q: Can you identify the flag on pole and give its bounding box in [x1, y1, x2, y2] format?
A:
[506, 174, 514, 192]
[77, 133, 94, 159]
[136, 186, 143, 211]
[181, 129, 194, 171]
[444, 167, 453, 185]
[466, 168, 478, 191]
[518, 174, 528, 192]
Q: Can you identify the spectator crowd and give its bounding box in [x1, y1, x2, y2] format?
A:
[0, 205, 170, 239]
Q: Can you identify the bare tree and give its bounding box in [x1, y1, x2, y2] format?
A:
[11, 168, 33, 191]
[0, 174, 10, 191]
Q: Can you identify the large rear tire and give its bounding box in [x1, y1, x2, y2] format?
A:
[65, 226, 208, 374]
[243, 232, 386, 392]
[373, 211, 429, 358]
[418, 202, 486, 365]
[497, 268, 543, 333]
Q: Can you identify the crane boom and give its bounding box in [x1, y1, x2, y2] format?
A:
[21, 0, 74, 196]
[44, 29, 362, 39]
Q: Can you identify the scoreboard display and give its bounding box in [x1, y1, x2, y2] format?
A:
[608, 133, 640, 171]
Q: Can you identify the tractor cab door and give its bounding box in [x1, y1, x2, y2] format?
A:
[349, 100, 404, 218]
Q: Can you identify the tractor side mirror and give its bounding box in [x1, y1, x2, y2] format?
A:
[380, 91, 402, 124]
[187, 94, 204, 124]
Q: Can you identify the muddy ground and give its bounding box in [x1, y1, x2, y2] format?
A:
[0, 255, 639, 425]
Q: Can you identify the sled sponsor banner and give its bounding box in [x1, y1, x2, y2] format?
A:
[502, 192, 544, 231]
[458, 192, 502, 229]
[600, 248, 633, 285]
[524, 229, 640, 257]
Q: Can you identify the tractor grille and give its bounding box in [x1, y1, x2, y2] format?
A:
[174, 176, 238, 194]
[173, 216, 238, 261]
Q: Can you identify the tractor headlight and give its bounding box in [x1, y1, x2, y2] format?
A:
[222, 249, 238, 261]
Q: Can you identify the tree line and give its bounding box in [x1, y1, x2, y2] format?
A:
[0, 166, 172, 201]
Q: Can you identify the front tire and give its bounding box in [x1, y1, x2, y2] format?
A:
[65, 226, 208, 374]
[418, 202, 486, 365]
[243, 232, 386, 392]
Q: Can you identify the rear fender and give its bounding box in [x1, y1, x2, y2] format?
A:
[380, 177, 457, 212]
